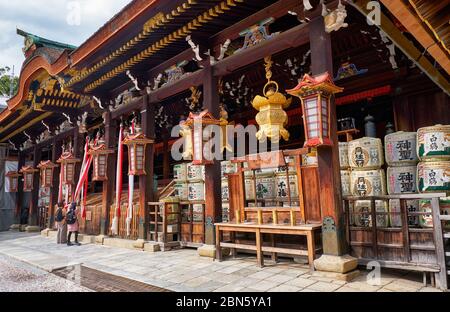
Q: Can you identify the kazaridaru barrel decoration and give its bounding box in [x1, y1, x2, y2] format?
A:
[351, 169, 387, 197]
[385, 131, 418, 166]
[417, 125, 450, 161]
[417, 161, 450, 194]
[387, 166, 417, 195]
[348, 137, 385, 170]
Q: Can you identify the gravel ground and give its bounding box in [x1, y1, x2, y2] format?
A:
[0, 254, 91, 292]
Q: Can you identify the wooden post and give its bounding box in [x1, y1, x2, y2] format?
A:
[100, 112, 117, 236]
[73, 126, 84, 203]
[309, 16, 347, 256]
[47, 138, 62, 229]
[162, 129, 170, 180]
[15, 152, 25, 224]
[203, 65, 222, 246]
[28, 146, 42, 226]
[138, 95, 155, 240]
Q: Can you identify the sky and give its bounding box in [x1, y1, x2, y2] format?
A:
[0, 0, 132, 74]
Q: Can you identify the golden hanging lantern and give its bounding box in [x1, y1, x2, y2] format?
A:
[252, 56, 291, 143]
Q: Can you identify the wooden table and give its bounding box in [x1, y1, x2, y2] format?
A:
[215, 222, 322, 270]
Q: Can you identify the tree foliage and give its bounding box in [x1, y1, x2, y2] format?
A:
[0, 67, 19, 98]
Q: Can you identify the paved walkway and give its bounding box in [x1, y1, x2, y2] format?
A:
[0, 232, 442, 292]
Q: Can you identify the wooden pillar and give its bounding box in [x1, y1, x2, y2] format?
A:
[309, 16, 346, 256]
[15, 152, 25, 223]
[28, 146, 42, 226]
[72, 126, 84, 203]
[138, 95, 155, 240]
[101, 112, 117, 236]
[203, 65, 222, 246]
[162, 129, 170, 180]
[47, 138, 62, 229]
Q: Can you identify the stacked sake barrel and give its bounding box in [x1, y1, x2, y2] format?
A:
[221, 161, 238, 222]
[385, 132, 419, 227]
[416, 125, 450, 229]
[275, 156, 298, 205]
[173, 163, 189, 201]
[348, 137, 388, 227]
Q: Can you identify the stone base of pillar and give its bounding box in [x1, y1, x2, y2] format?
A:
[133, 239, 146, 249]
[9, 224, 21, 231]
[312, 269, 360, 282]
[40, 228, 54, 237]
[95, 235, 107, 245]
[25, 226, 41, 233]
[144, 242, 161, 252]
[198, 244, 230, 258]
[20, 225, 28, 232]
[314, 254, 358, 274]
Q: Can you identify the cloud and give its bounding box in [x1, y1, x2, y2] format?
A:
[0, 0, 131, 73]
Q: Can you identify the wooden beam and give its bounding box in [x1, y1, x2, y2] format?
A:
[28, 146, 42, 226]
[213, 23, 310, 77]
[351, 0, 450, 95]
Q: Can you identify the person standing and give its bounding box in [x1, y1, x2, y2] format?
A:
[54, 202, 67, 244]
[66, 202, 80, 246]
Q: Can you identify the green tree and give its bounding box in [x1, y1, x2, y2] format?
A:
[0, 67, 19, 98]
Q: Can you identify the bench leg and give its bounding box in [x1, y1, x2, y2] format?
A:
[270, 234, 278, 263]
[307, 231, 315, 271]
[230, 231, 237, 258]
[215, 227, 222, 262]
[256, 229, 264, 268]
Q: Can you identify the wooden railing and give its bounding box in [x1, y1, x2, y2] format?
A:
[343, 193, 448, 290]
[108, 203, 140, 240]
[78, 204, 102, 236]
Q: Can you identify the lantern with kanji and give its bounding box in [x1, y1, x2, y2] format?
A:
[287, 72, 343, 147]
[88, 138, 114, 181]
[184, 110, 221, 165]
[57, 151, 81, 185]
[20, 166, 38, 192]
[5, 171, 21, 192]
[37, 161, 59, 188]
[123, 126, 154, 176]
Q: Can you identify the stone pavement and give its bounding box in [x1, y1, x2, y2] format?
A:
[0, 232, 442, 292]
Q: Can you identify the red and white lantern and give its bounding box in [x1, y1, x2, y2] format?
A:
[88, 140, 114, 181]
[5, 171, 21, 192]
[287, 73, 343, 148]
[20, 166, 38, 192]
[123, 128, 154, 176]
[37, 161, 59, 188]
[184, 110, 221, 165]
[57, 152, 81, 185]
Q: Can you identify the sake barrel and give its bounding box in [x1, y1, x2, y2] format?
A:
[221, 178, 229, 201]
[302, 148, 318, 167]
[387, 166, 417, 195]
[174, 182, 188, 201]
[222, 202, 230, 223]
[192, 204, 204, 222]
[340, 170, 351, 197]
[173, 163, 187, 181]
[276, 156, 296, 173]
[348, 137, 384, 169]
[160, 197, 180, 222]
[221, 161, 238, 176]
[417, 161, 450, 193]
[275, 173, 298, 198]
[188, 181, 205, 201]
[385, 132, 418, 166]
[339, 142, 350, 169]
[245, 177, 256, 200]
[417, 125, 450, 161]
[353, 200, 389, 228]
[351, 169, 386, 197]
[255, 173, 276, 199]
[187, 163, 204, 181]
[418, 197, 450, 229]
[388, 199, 419, 227]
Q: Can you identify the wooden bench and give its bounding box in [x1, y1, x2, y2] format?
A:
[215, 221, 322, 270]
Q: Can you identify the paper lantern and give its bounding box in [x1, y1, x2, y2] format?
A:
[57, 152, 81, 185]
[88, 140, 114, 181]
[287, 72, 343, 147]
[184, 110, 221, 165]
[5, 171, 21, 192]
[123, 128, 154, 176]
[37, 161, 59, 188]
[20, 166, 38, 192]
